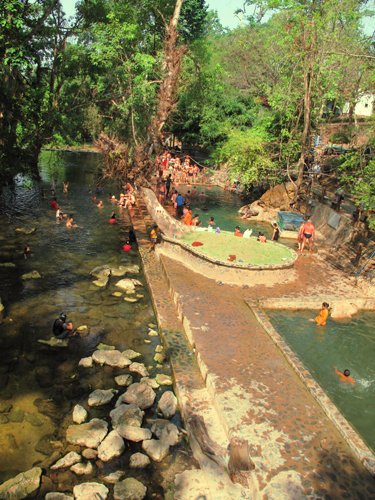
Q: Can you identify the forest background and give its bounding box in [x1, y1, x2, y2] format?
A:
[1, 0, 375, 209]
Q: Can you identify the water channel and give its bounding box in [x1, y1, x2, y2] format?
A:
[0, 150, 197, 496]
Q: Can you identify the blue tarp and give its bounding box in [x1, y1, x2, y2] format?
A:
[277, 211, 305, 231]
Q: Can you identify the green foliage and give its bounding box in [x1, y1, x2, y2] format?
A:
[329, 131, 351, 144]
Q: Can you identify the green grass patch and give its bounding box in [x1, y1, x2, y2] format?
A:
[180, 231, 293, 265]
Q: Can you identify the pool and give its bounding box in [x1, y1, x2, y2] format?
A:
[267, 309, 375, 453]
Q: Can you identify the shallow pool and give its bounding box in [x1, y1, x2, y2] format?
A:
[267, 309, 375, 452]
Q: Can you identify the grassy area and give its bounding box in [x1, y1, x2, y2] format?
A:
[180, 231, 293, 265]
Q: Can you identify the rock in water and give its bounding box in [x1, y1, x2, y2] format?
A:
[96, 343, 115, 351]
[0, 467, 42, 500]
[15, 227, 36, 234]
[148, 329, 158, 337]
[140, 377, 160, 389]
[70, 462, 94, 475]
[122, 349, 141, 360]
[142, 439, 170, 462]
[97, 431, 125, 462]
[22, 270, 41, 280]
[114, 375, 133, 387]
[129, 362, 149, 377]
[89, 265, 111, 278]
[157, 391, 177, 418]
[151, 419, 181, 446]
[155, 374, 173, 386]
[122, 264, 140, 274]
[114, 478, 147, 500]
[116, 425, 152, 442]
[0, 262, 16, 268]
[93, 276, 109, 287]
[78, 357, 93, 367]
[82, 449, 97, 460]
[103, 471, 125, 484]
[51, 452, 81, 469]
[73, 482, 109, 500]
[73, 405, 87, 424]
[92, 350, 131, 368]
[115, 279, 135, 292]
[88, 389, 116, 407]
[45, 493, 73, 500]
[66, 418, 108, 449]
[110, 404, 144, 428]
[129, 453, 150, 468]
[116, 383, 156, 410]
[37, 337, 69, 348]
[155, 345, 163, 353]
[153, 353, 166, 364]
[112, 291, 123, 297]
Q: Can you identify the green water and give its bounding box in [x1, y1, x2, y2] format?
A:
[0, 151, 195, 493]
[267, 309, 375, 453]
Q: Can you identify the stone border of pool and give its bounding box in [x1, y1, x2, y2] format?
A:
[162, 235, 298, 270]
[247, 300, 375, 476]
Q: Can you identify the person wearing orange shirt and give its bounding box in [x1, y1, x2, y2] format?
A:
[309, 302, 329, 326]
[234, 226, 243, 237]
[184, 209, 192, 225]
[335, 367, 355, 384]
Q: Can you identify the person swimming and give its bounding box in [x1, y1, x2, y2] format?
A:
[23, 246, 30, 259]
[66, 215, 78, 228]
[309, 302, 329, 326]
[109, 211, 116, 224]
[335, 367, 355, 384]
[123, 239, 131, 252]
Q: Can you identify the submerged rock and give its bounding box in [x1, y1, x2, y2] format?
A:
[155, 374, 172, 386]
[70, 462, 94, 475]
[82, 449, 97, 460]
[116, 425, 152, 442]
[15, 227, 36, 234]
[66, 418, 108, 449]
[88, 389, 117, 407]
[46, 493, 73, 500]
[129, 362, 149, 377]
[157, 391, 177, 418]
[22, 270, 41, 280]
[153, 353, 166, 364]
[97, 430, 125, 462]
[114, 374, 133, 387]
[37, 337, 69, 348]
[89, 265, 111, 278]
[151, 419, 180, 446]
[78, 357, 93, 367]
[148, 329, 158, 337]
[93, 276, 109, 287]
[24, 412, 44, 427]
[140, 377, 160, 389]
[92, 350, 131, 368]
[103, 471, 125, 484]
[0, 467, 42, 500]
[122, 264, 140, 274]
[142, 439, 170, 462]
[0, 262, 16, 268]
[155, 345, 163, 353]
[124, 297, 138, 303]
[73, 482, 109, 500]
[116, 383, 156, 410]
[114, 478, 147, 500]
[73, 405, 88, 424]
[51, 452, 81, 469]
[122, 349, 141, 360]
[8, 408, 24, 423]
[115, 279, 135, 292]
[110, 404, 144, 428]
[112, 291, 123, 297]
[129, 452, 150, 468]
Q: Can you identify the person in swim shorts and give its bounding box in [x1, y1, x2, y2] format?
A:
[301, 219, 315, 253]
[335, 367, 355, 384]
[309, 302, 329, 326]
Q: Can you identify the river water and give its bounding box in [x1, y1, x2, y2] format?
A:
[0, 151, 196, 496]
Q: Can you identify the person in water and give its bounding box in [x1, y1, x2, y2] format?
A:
[23, 246, 30, 259]
[66, 215, 78, 228]
[51, 197, 58, 209]
[63, 181, 69, 194]
[123, 239, 132, 252]
[53, 313, 77, 340]
[335, 367, 355, 384]
[208, 217, 216, 226]
[234, 226, 243, 237]
[258, 232, 266, 243]
[309, 302, 329, 326]
[271, 223, 280, 242]
[97, 200, 103, 208]
[109, 211, 116, 223]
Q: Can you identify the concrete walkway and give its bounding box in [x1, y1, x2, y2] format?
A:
[129, 201, 375, 499]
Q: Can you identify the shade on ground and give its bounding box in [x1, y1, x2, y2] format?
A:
[180, 231, 293, 265]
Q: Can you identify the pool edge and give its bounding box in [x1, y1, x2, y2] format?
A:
[247, 300, 375, 477]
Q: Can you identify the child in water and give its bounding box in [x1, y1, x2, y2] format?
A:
[309, 302, 329, 326]
[335, 367, 355, 384]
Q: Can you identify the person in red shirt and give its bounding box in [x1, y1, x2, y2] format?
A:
[51, 198, 58, 209]
[123, 239, 131, 252]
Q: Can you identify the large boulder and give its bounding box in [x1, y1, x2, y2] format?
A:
[116, 384, 156, 410]
[116, 425, 152, 443]
[142, 439, 170, 462]
[129, 453, 150, 469]
[258, 182, 296, 209]
[0, 467, 42, 500]
[97, 430, 125, 462]
[330, 301, 359, 320]
[51, 452, 81, 469]
[88, 389, 117, 407]
[66, 418, 108, 449]
[157, 391, 177, 418]
[114, 478, 147, 500]
[73, 482, 109, 500]
[110, 404, 144, 428]
[151, 419, 180, 446]
[92, 350, 131, 368]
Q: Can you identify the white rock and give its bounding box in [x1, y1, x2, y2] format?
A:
[129, 453, 150, 469]
[124, 297, 137, 303]
[79, 357, 93, 368]
[51, 452, 81, 469]
[129, 362, 149, 377]
[151, 419, 180, 446]
[114, 374, 133, 387]
[148, 329, 158, 337]
[142, 439, 170, 462]
[92, 350, 131, 368]
[0, 467, 42, 500]
[73, 404, 87, 424]
[116, 383, 156, 410]
[103, 471, 125, 484]
[157, 391, 177, 418]
[116, 425, 152, 442]
[122, 350, 141, 360]
[115, 279, 135, 292]
[73, 482, 109, 500]
[46, 493, 73, 500]
[140, 377, 160, 389]
[66, 418, 108, 449]
[70, 462, 94, 475]
[97, 430, 125, 462]
[110, 404, 144, 428]
[114, 478, 147, 500]
[82, 449, 97, 460]
[88, 389, 116, 407]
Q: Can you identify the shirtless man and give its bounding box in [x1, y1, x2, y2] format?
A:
[66, 215, 79, 228]
[300, 219, 315, 253]
[158, 182, 166, 205]
[63, 181, 69, 194]
[297, 222, 305, 251]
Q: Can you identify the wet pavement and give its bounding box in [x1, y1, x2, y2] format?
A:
[130, 200, 375, 499]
